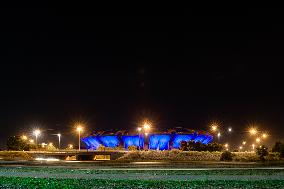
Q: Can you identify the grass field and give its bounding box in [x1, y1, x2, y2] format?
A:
[0, 166, 284, 188]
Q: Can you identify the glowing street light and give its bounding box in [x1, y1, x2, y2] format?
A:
[211, 124, 218, 132]
[56, 134, 61, 149]
[256, 137, 261, 143]
[21, 135, 28, 140]
[29, 139, 34, 144]
[249, 128, 258, 135]
[41, 143, 47, 148]
[252, 144, 255, 150]
[68, 144, 73, 149]
[224, 143, 229, 148]
[242, 141, 246, 145]
[143, 122, 151, 131]
[217, 132, 221, 140]
[228, 127, 232, 133]
[76, 125, 83, 151]
[33, 129, 41, 147]
[262, 133, 268, 139]
[239, 146, 243, 150]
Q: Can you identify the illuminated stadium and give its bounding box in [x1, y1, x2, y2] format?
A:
[82, 127, 213, 150]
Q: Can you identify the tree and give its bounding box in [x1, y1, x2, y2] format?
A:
[256, 145, 269, 161]
[280, 143, 284, 158]
[180, 141, 188, 151]
[46, 143, 57, 151]
[207, 142, 223, 152]
[220, 151, 233, 161]
[7, 136, 30, 151]
[272, 142, 282, 152]
[128, 145, 138, 151]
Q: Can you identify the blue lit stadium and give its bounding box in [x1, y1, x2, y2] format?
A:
[82, 128, 213, 150]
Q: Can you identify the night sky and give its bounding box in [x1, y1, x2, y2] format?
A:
[1, 8, 284, 148]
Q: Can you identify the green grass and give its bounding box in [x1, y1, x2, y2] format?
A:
[0, 177, 284, 189]
[1, 166, 284, 176]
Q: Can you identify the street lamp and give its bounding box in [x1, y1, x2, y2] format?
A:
[76, 125, 83, 151]
[217, 132, 221, 141]
[56, 134, 61, 149]
[68, 144, 73, 149]
[242, 141, 246, 145]
[21, 135, 28, 141]
[33, 129, 41, 148]
[252, 144, 255, 151]
[256, 137, 261, 143]
[143, 122, 151, 131]
[211, 124, 218, 132]
[249, 128, 257, 135]
[228, 127, 232, 133]
[262, 133, 268, 139]
[137, 127, 142, 150]
[224, 143, 229, 149]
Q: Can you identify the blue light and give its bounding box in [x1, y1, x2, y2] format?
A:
[201, 135, 213, 144]
[172, 134, 195, 149]
[81, 136, 101, 150]
[82, 132, 214, 150]
[122, 135, 144, 150]
[98, 135, 120, 148]
[149, 134, 171, 150]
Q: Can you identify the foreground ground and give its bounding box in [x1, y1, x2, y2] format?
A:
[0, 161, 284, 188]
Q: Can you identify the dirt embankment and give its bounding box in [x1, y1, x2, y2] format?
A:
[0, 151, 34, 160]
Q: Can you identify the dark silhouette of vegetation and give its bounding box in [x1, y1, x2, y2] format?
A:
[220, 151, 233, 161]
[180, 141, 188, 151]
[256, 145, 268, 161]
[272, 141, 284, 158]
[272, 142, 282, 152]
[6, 136, 30, 151]
[179, 140, 223, 152]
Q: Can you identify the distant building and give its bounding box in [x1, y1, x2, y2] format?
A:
[82, 128, 213, 150]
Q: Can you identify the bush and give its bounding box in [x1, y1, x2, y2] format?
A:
[46, 143, 57, 151]
[180, 141, 188, 151]
[272, 142, 282, 152]
[272, 142, 284, 158]
[220, 151, 233, 161]
[181, 141, 223, 152]
[128, 145, 138, 151]
[256, 145, 269, 161]
[207, 142, 223, 152]
[232, 152, 258, 162]
[118, 150, 222, 161]
[280, 144, 284, 158]
[97, 145, 106, 151]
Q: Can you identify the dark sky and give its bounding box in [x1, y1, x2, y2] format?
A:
[0, 8, 284, 148]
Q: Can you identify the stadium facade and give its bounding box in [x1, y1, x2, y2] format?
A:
[82, 128, 213, 150]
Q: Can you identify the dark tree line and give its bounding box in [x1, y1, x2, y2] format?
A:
[6, 136, 35, 151]
[180, 140, 223, 152]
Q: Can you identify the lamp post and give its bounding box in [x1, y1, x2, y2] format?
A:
[33, 130, 40, 148]
[252, 144, 255, 151]
[57, 134, 61, 149]
[143, 122, 151, 150]
[228, 127, 232, 133]
[137, 127, 142, 150]
[76, 126, 83, 151]
[217, 132, 221, 141]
